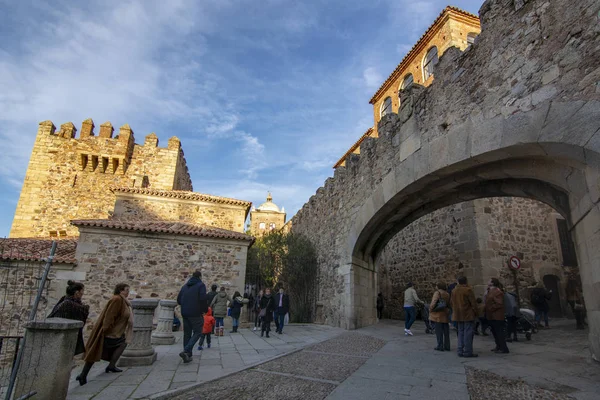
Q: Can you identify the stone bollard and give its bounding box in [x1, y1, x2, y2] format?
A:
[151, 299, 177, 345]
[14, 318, 83, 400]
[118, 298, 159, 367]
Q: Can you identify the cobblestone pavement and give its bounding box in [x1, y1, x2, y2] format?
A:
[66, 324, 342, 400]
[165, 332, 387, 400]
[466, 368, 574, 400]
[157, 318, 599, 400]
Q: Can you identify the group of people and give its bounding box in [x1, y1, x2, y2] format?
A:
[49, 270, 291, 386]
[396, 277, 531, 358]
[176, 271, 290, 363]
[391, 276, 588, 357]
[251, 288, 291, 337]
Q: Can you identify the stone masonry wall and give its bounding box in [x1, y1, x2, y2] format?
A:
[9, 120, 193, 238]
[378, 197, 571, 320]
[73, 227, 250, 323]
[290, 0, 599, 328]
[113, 194, 248, 233]
[249, 211, 287, 237]
[378, 201, 477, 319]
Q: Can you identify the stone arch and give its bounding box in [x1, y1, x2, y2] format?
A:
[343, 101, 600, 359]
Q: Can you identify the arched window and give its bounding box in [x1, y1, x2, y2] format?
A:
[259, 222, 265, 230]
[380, 97, 392, 117]
[423, 46, 438, 81]
[269, 222, 276, 230]
[400, 74, 414, 90]
[467, 32, 477, 47]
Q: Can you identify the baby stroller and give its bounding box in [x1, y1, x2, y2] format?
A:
[516, 308, 536, 340]
[421, 303, 435, 334]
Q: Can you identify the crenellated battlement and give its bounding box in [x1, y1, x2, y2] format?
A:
[35, 119, 187, 176]
[10, 118, 194, 238]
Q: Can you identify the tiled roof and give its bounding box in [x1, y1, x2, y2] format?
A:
[111, 187, 252, 208]
[333, 128, 374, 169]
[71, 219, 255, 242]
[369, 6, 480, 104]
[0, 238, 77, 264]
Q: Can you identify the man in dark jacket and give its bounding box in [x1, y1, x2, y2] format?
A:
[531, 282, 552, 328]
[177, 270, 208, 363]
[274, 288, 290, 334]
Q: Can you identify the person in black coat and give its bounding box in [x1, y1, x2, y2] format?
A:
[274, 288, 290, 334]
[259, 288, 276, 338]
[48, 280, 89, 355]
[376, 293, 384, 319]
[177, 270, 208, 362]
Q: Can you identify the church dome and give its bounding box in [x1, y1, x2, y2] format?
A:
[257, 193, 281, 212]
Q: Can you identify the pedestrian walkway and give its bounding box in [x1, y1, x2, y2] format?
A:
[66, 324, 342, 400]
[164, 318, 599, 400]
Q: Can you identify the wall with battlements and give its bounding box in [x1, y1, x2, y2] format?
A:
[289, 0, 599, 329]
[9, 120, 193, 238]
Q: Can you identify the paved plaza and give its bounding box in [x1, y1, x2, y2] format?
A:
[167, 319, 599, 400]
[66, 319, 600, 400]
[66, 324, 342, 400]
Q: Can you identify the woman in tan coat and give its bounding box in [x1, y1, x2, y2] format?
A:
[76, 283, 133, 386]
[430, 282, 451, 351]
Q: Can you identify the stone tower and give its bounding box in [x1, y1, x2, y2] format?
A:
[9, 119, 192, 238]
[249, 193, 286, 237]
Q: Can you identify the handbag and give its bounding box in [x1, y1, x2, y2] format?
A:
[433, 291, 447, 312]
[258, 308, 266, 318]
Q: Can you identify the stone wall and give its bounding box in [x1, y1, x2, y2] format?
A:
[113, 191, 250, 233]
[73, 227, 251, 322]
[9, 120, 193, 238]
[378, 201, 477, 318]
[249, 210, 286, 237]
[378, 197, 575, 319]
[290, 0, 599, 330]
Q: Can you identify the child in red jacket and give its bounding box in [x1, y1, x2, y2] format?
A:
[198, 307, 216, 350]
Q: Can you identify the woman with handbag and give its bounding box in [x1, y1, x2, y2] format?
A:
[430, 282, 451, 351]
[259, 288, 276, 338]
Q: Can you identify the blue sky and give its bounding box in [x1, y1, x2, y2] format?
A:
[0, 0, 483, 237]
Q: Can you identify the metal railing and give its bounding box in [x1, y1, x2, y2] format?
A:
[0, 240, 56, 400]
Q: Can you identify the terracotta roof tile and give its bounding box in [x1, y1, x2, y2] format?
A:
[111, 187, 252, 208]
[369, 6, 480, 104]
[71, 219, 255, 243]
[0, 238, 77, 264]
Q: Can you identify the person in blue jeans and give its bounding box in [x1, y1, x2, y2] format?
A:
[450, 276, 478, 358]
[274, 288, 290, 334]
[403, 282, 423, 336]
[176, 270, 208, 363]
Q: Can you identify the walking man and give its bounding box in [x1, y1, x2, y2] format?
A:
[274, 288, 290, 334]
[450, 276, 478, 358]
[177, 270, 208, 363]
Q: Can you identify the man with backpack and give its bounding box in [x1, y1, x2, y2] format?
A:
[530, 282, 552, 329]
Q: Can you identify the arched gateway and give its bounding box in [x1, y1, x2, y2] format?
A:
[290, 0, 600, 361]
